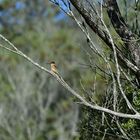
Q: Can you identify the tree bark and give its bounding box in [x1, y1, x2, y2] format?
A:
[104, 0, 140, 85]
[70, 0, 140, 85]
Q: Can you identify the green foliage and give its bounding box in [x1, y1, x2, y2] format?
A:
[122, 119, 136, 131]
[0, 0, 140, 140]
[133, 90, 140, 108]
[0, 1, 84, 140]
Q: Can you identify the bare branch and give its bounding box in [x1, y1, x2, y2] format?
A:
[69, 0, 139, 75]
[0, 34, 140, 120]
[104, 0, 140, 76]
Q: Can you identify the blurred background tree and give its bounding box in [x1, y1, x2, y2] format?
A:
[0, 0, 140, 140]
[0, 0, 86, 139]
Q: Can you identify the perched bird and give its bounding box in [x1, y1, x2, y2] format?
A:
[47, 61, 61, 78]
[50, 61, 58, 74]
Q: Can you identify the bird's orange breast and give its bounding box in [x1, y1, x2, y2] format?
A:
[51, 64, 58, 73]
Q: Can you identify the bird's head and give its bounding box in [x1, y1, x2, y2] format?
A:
[50, 61, 55, 64]
[46, 61, 55, 64]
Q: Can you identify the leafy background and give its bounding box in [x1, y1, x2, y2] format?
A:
[0, 0, 139, 140]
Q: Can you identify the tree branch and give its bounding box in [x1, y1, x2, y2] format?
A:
[104, 0, 140, 70]
[0, 34, 140, 120]
[69, 0, 139, 77]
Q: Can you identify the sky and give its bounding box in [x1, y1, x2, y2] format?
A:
[0, 0, 68, 27]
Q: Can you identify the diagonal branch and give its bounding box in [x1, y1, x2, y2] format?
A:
[0, 34, 140, 120]
[104, 0, 140, 70]
[69, 0, 139, 76]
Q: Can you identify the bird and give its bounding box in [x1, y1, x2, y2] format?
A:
[50, 61, 58, 73]
[48, 61, 61, 78]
